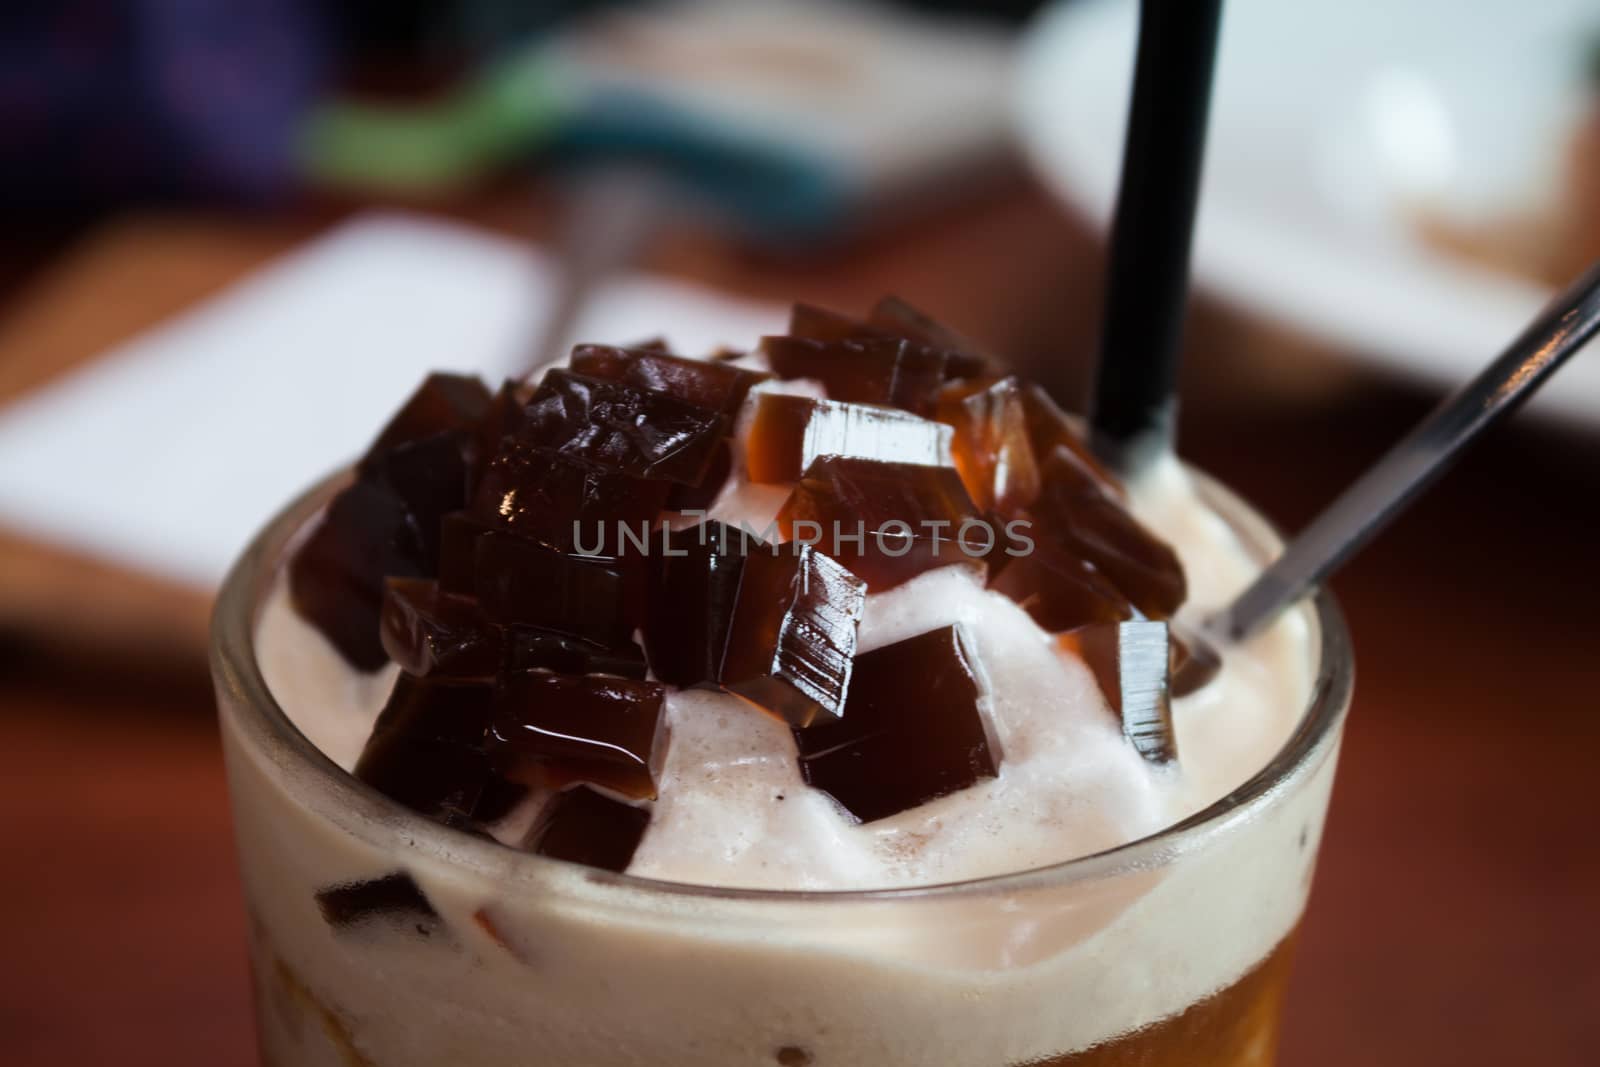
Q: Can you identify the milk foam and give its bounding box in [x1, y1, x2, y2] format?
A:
[258, 413, 1312, 891]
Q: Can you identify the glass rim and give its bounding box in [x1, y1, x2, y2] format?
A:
[211, 465, 1354, 907]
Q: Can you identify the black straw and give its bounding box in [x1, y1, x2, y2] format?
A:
[1090, 0, 1225, 473]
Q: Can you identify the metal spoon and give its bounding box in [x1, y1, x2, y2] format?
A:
[1212, 257, 1600, 643]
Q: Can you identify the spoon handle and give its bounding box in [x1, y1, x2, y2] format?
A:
[1214, 257, 1600, 642]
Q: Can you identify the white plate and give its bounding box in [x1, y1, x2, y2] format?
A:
[1016, 0, 1600, 427]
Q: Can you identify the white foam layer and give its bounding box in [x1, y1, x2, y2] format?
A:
[233, 574, 1331, 1067]
[632, 566, 1167, 889]
[259, 443, 1313, 893]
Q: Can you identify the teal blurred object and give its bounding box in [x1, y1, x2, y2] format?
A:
[299, 2, 1014, 241]
[543, 92, 852, 239]
[300, 41, 847, 237]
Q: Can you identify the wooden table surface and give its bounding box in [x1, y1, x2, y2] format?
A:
[1, 178, 1596, 1066]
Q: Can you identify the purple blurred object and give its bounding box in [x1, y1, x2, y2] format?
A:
[0, 0, 327, 209]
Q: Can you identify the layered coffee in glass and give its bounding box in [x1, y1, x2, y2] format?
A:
[212, 303, 1352, 1067]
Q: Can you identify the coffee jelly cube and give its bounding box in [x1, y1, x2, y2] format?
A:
[569, 343, 770, 415]
[1170, 624, 1223, 697]
[776, 456, 981, 591]
[491, 671, 668, 799]
[362, 372, 492, 470]
[788, 299, 988, 381]
[1018, 384, 1123, 501]
[794, 625, 1000, 823]
[664, 437, 733, 512]
[355, 674, 525, 822]
[290, 420, 479, 670]
[866, 295, 991, 379]
[986, 538, 1135, 633]
[366, 432, 475, 564]
[288, 479, 432, 670]
[787, 302, 879, 344]
[1059, 620, 1177, 763]
[315, 872, 440, 932]
[473, 439, 670, 553]
[472, 380, 532, 481]
[720, 543, 866, 727]
[744, 393, 953, 484]
[437, 511, 493, 595]
[520, 369, 728, 485]
[643, 521, 757, 688]
[379, 578, 500, 679]
[936, 376, 1042, 514]
[760, 335, 946, 416]
[471, 528, 642, 647]
[502, 627, 648, 680]
[522, 785, 650, 873]
[1029, 448, 1186, 620]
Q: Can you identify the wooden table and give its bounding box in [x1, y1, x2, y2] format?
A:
[2, 178, 1596, 1066]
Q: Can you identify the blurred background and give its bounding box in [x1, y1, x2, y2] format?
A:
[1, 1, 1596, 1064]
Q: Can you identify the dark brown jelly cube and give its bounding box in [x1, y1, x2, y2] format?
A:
[788, 302, 875, 343]
[491, 670, 668, 799]
[794, 625, 999, 823]
[936, 377, 1042, 514]
[437, 510, 493, 595]
[866, 295, 990, 379]
[471, 528, 642, 646]
[1037, 439, 1121, 501]
[1170, 624, 1223, 697]
[355, 674, 525, 822]
[743, 393, 810, 484]
[788, 299, 988, 380]
[569, 343, 770, 415]
[315, 872, 439, 931]
[744, 393, 953, 484]
[288, 479, 431, 670]
[473, 439, 670, 553]
[379, 578, 499, 678]
[776, 456, 981, 591]
[664, 437, 733, 512]
[986, 538, 1134, 633]
[502, 627, 647, 679]
[472, 380, 532, 481]
[643, 521, 757, 688]
[1029, 448, 1187, 620]
[364, 432, 476, 566]
[520, 369, 729, 485]
[363, 372, 493, 469]
[720, 543, 866, 727]
[761, 335, 946, 416]
[522, 786, 649, 873]
[1058, 620, 1176, 763]
[1019, 384, 1123, 501]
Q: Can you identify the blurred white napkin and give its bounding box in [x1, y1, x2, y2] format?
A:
[0, 212, 783, 588]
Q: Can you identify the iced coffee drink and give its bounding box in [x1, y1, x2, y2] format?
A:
[212, 299, 1351, 1066]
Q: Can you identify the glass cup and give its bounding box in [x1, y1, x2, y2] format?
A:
[211, 469, 1352, 1067]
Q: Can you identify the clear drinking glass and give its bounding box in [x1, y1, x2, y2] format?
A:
[211, 469, 1352, 1067]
